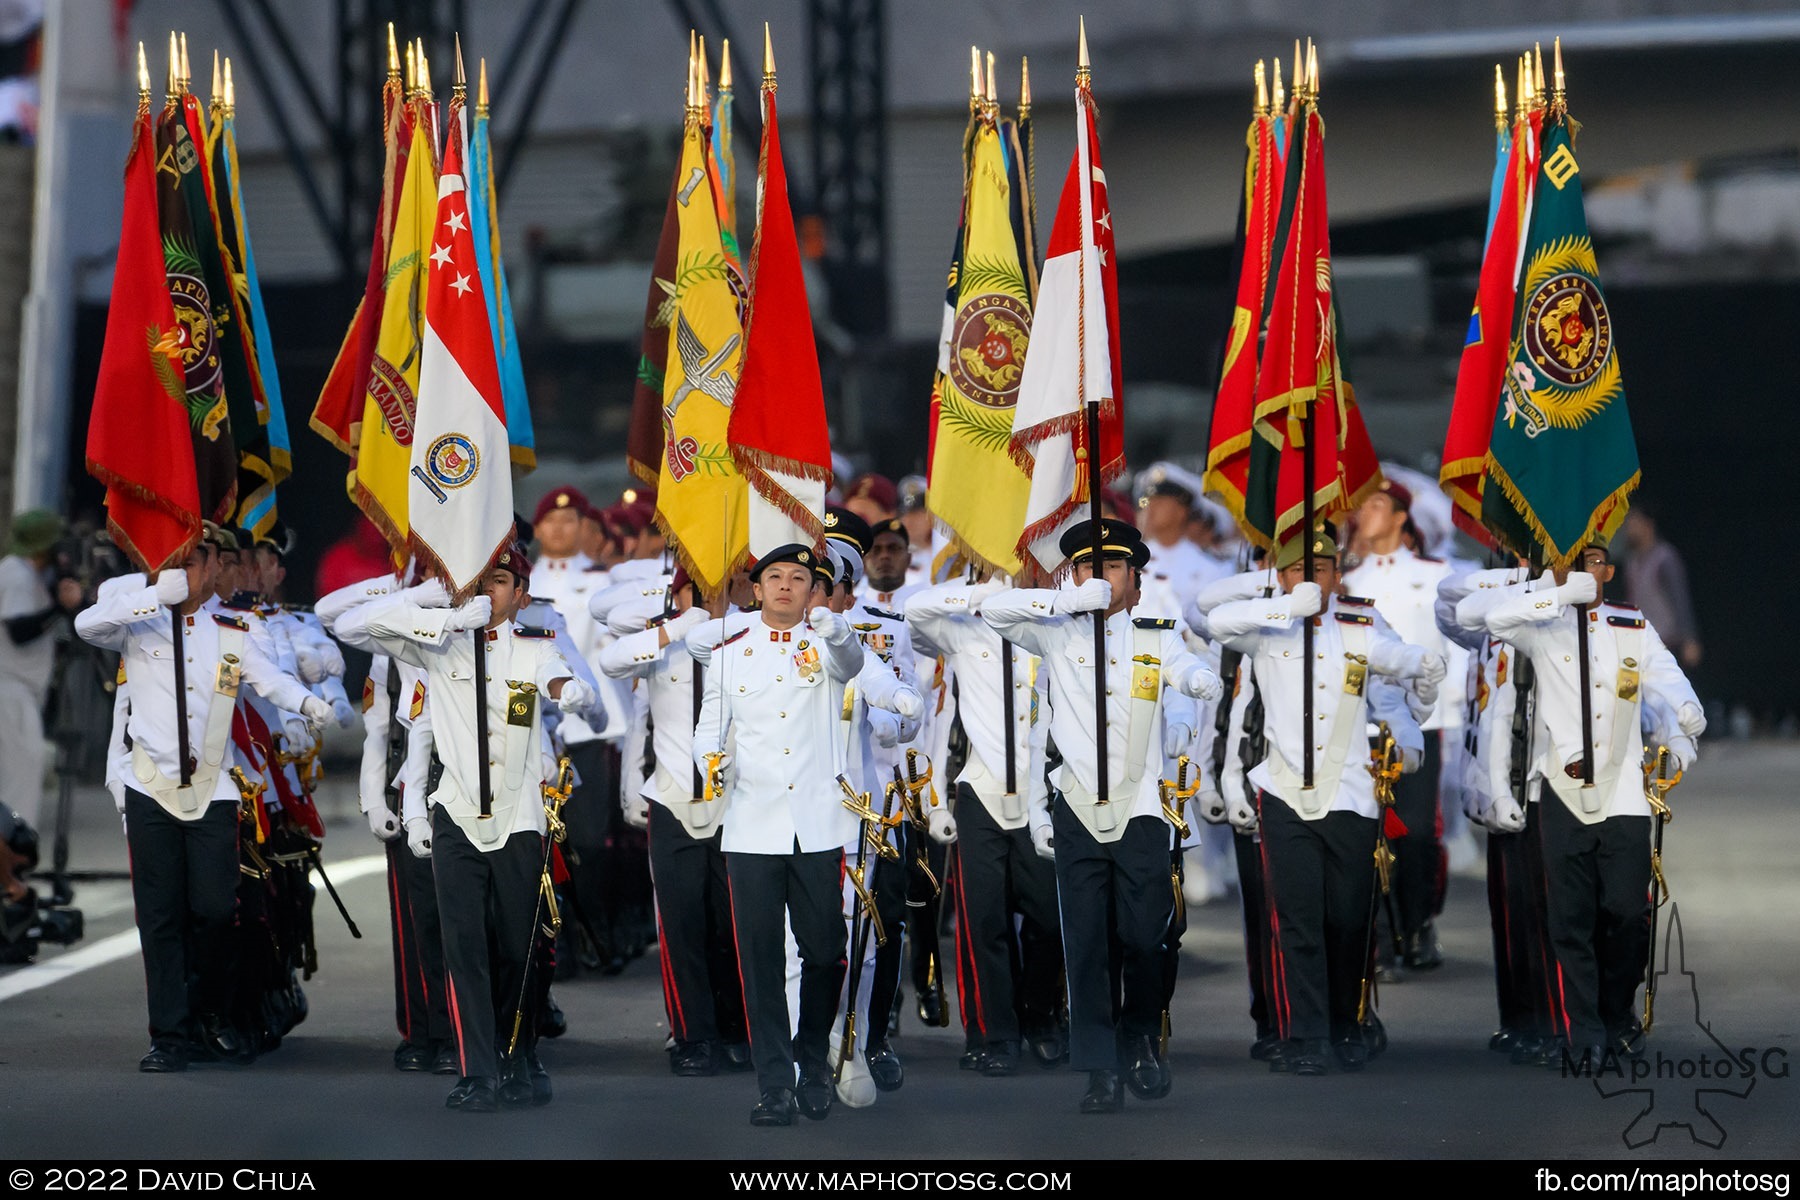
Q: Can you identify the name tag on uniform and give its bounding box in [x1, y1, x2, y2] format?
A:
[1343, 653, 1368, 697]
[1130, 654, 1161, 701]
[506, 681, 538, 727]
[215, 653, 242, 697]
[1617, 657, 1639, 701]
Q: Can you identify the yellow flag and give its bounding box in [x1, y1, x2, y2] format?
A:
[928, 120, 1033, 576]
[350, 107, 435, 549]
[658, 116, 748, 593]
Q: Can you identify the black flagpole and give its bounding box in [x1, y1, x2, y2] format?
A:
[172, 609, 192, 787]
[474, 628, 493, 823]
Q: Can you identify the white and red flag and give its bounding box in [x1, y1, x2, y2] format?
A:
[1009, 84, 1124, 579]
[408, 117, 513, 600]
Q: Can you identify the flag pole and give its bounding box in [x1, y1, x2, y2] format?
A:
[1075, 19, 1109, 813]
[1299, 40, 1317, 792]
[155, 37, 194, 791]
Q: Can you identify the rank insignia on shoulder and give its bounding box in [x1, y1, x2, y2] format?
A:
[1338, 595, 1373, 607]
[864, 606, 902, 622]
[212, 613, 249, 630]
[512, 625, 555, 639]
[409, 681, 426, 721]
[1132, 617, 1176, 630]
[1335, 612, 1373, 625]
[1606, 615, 1644, 628]
[719, 627, 749, 649]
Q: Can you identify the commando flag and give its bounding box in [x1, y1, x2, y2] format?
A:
[468, 61, 534, 470]
[1481, 103, 1638, 567]
[927, 99, 1034, 577]
[87, 78, 203, 573]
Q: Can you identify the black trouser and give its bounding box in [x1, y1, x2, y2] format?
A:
[866, 822, 912, 1041]
[431, 810, 543, 1082]
[1257, 793, 1377, 1044]
[561, 740, 621, 955]
[125, 790, 240, 1045]
[648, 801, 745, 1045]
[1389, 733, 1443, 938]
[727, 847, 847, 1094]
[1487, 811, 1558, 1040]
[1053, 802, 1173, 1072]
[908, 836, 948, 1013]
[388, 837, 452, 1047]
[1233, 828, 1275, 1041]
[1537, 786, 1652, 1047]
[950, 786, 1062, 1047]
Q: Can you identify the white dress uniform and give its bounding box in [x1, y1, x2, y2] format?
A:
[0, 553, 57, 828]
[1477, 575, 1703, 1054]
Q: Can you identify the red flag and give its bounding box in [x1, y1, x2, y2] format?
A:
[87, 105, 201, 573]
[728, 83, 831, 556]
[1440, 111, 1539, 545]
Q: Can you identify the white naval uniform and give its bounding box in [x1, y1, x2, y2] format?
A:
[599, 601, 722, 834]
[1342, 547, 1467, 731]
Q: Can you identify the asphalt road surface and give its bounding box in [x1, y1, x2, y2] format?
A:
[4, 742, 1796, 1162]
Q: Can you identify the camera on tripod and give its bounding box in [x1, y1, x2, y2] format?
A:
[1, 808, 85, 965]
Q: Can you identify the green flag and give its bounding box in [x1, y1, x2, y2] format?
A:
[1482, 113, 1638, 568]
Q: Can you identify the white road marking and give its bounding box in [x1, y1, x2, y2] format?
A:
[0, 854, 389, 1004]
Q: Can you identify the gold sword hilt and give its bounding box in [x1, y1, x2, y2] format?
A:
[703, 751, 727, 803]
[1643, 744, 1682, 822]
[1159, 780, 1191, 841]
[229, 766, 269, 845]
[846, 863, 888, 947]
[542, 755, 574, 843]
[842, 774, 899, 861]
[903, 748, 938, 823]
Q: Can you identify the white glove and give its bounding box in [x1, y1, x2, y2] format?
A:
[1226, 791, 1258, 833]
[154, 568, 189, 606]
[294, 642, 327, 684]
[1286, 581, 1323, 618]
[926, 807, 958, 845]
[808, 607, 852, 645]
[1415, 653, 1447, 688]
[300, 695, 334, 734]
[366, 805, 402, 841]
[283, 718, 315, 753]
[1057, 578, 1111, 615]
[1401, 746, 1423, 773]
[1414, 674, 1440, 708]
[892, 689, 924, 722]
[1031, 826, 1055, 861]
[1556, 571, 1599, 607]
[1163, 723, 1192, 760]
[1676, 702, 1706, 737]
[555, 676, 594, 714]
[621, 792, 650, 830]
[403, 577, 451, 608]
[965, 579, 1007, 611]
[318, 642, 346, 678]
[1487, 794, 1526, 834]
[331, 696, 358, 729]
[662, 607, 707, 642]
[405, 816, 433, 859]
[445, 597, 492, 632]
[1198, 789, 1227, 824]
[872, 717, 901, 749]
[120, 811, 129, 838]
[1181, 663, 1223, 703]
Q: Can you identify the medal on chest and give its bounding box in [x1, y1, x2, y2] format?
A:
[794, 639, 822, 682]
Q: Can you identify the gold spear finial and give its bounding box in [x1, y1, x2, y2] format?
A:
[1493, 63, 1507, 130]
[166, 32, 178, 99]
[1076, 16, 1091, 90]
[1254, 60, 1267, 115]
[179, 33, 190, 94]
[1293, 39, 1303, 101]
[1272, 54, 1285, 111]
[478, 58, 489, 116]
[224, 58, 235, 116]
[136, 41, 150, 110]
[720, 37, 733, 90]
[688, 28, 697, 103]
[404, 38, 416, 96]
[453, 32, 466, 102]
[763, 22, 775, 91]
[699, 34, 712, 104]
[1514, 55, 1526, 119]
[210, 49, 221, 109]
[417, 38, 431, 99]
[969, 45, 981, 107]
[387, 22, 400, 80]
[1533, 42, 1545, 99]
[1019, 56, 1031, 117]
[985, 50, 996, 109]
[1307, 39, 1318, 97]
[1552, 35, 1565, 100]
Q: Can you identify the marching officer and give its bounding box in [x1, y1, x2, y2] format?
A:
[362, 545, 592, 1112]
[982, 519, 1222, 1113]
[906, 571, 1064, 1076]
[1207, 527, 1443, 1075]
[1475, 540, 1703, 1065]
[689, 543, 919, 1127]
[75, 529, 331, 1072]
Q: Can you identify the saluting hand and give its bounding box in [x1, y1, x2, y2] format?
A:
[1286, 581, 1323, 618]
[808, 607, 853, 645]
[1057, 578, 1111, 615]
[154, 569, 189, 606]
[445, 597, 492, 632]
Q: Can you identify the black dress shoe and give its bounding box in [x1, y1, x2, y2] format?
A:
[1333, 1038, 1369, 1072]
[538, 994, 568, 1039]
[1405, 923, 1444, 970]
[866, 1040, 905, 1092]
[1124, 1035, 1171, 1100]
[1489, 1028, 1522, 1054]
[527, 1053, 552, 1106]
[431, 1042, 460, 1076]
[1292, 1039, 1330, 1077]
[1610, 1021, 1647, 1060]
[1249, 1033, 1283, 1061]
[139, 1042, 188, 1073]
[720, 1041, 755, 1072]
[980, 1041, 1020, 1077]
[1025, 1030, 1068, 1068]
[196, 1014, 255, 1065]
[498, 1056, 533, 1108]
[671, 1039, 719, 1077]
[394, 1041, 432, 1072]
[1079, 1070, 1123, 1114]
[750, 1087, 796, 1127]
[916, 988, 943, 1028]
[445, 1076, 497, 1112]
[1510, 1034, 1549, 1067]
[959, 1047, 989, 1071]
[795, 1071, 834, 1121]
[1361, 1014, 1389, 1059]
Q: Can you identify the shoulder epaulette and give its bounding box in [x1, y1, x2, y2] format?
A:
[1338, 595, 1373, 607]
[1416, 554, 1443, 564]
[718, 627, 749, 649]
[513, 626, 556, 639]
[1607, 601, 1640, 611]
[645, 611, 680, 630]
[863, 606, 903, 623]
[1132, 617, 1176, 630]
[1335, 611, 1373, 625]
[583, 565, 609, 573]
[1606, 614, 1644, 629]
[213, 613, 249, 630]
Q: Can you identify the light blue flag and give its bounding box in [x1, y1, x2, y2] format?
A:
[469, 107, 535, 470]
[223, 110, 290, 529]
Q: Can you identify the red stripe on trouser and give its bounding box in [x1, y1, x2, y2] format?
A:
[648, 819, 685, 1039]
[446, 973, 467, 1077]
[388, 856, 413, 1039]
[1256, 792, 1291, 1040]
[1530, 809, 1572, 1042]
[953, 842, 985, 1037]
[725, 874, 755, 1058]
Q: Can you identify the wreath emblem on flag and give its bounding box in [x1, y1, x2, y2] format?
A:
[950, 294, 1032, 407]
[425, 433, 480, 490]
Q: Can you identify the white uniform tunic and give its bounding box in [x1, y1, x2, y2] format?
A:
[1343, 547, 1467, 732]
